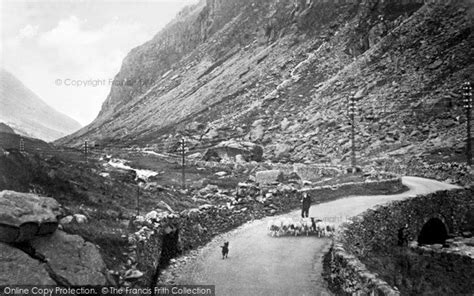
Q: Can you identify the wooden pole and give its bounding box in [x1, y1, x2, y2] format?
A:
[181, 138, 186, 189]
[136, 184, 140, 216]
[19, 137, 25, 153]
[84, 140, 88, 162]
[463, 81, 472, 165]
[349, 95, 357, 170]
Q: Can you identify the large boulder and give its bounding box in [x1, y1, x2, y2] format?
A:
[0, 190, 61, 243]
[108, 167, 137, 183]
[31, 231, 108, 286]
[293, 164, 342, 182]
[255, 170, 284, 185]
[0, 242, 55, 285]
[274, 143, 292, 159]
[249, 119, 265, 141]
[203, 140, 263, 162]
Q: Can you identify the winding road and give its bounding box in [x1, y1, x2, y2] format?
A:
[174, 177, 460, 296]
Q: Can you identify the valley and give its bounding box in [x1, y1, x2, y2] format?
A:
[1, 0, 473, 294]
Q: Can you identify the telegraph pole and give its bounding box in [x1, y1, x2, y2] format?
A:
[462, 81, 472, 166]
[84, 140, 89, 162]
[19, 137, 25, 153]
[349, 94, 357, 170]
[181, 137, 186, 189]
[136, 181, 140, 216]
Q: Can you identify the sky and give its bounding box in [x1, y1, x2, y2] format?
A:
[0, 0, 199, 126]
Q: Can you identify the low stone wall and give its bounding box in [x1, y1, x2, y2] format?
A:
[326, 188, 474, 296]
[380, 157, 473, 186]
[186, 158, 346, 182]
[325, 242, 400, 296]
[128, 178, 404, 286]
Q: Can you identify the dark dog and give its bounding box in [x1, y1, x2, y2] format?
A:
[221, 242, 229, 259]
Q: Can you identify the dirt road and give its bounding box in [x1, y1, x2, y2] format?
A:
[175, 177, 460, 296]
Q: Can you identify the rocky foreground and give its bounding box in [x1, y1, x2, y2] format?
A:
[0, 191, 109, 286]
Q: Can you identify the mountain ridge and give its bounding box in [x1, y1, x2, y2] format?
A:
[57, 0, 473, 164]
[0, 69, 82, 142]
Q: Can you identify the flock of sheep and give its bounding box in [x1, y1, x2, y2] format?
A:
[267, 217, 336, 237]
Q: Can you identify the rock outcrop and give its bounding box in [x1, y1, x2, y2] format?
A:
[0, 242, 55, 285]
[0, 190, 61, 243]
[31, 231, 108, 286]
[203, 140, 263, 162]
[0, 122, 15, 134]
[0, 191, 109, 286]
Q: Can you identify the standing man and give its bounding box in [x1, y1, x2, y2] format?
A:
[301, 191, 311, 218]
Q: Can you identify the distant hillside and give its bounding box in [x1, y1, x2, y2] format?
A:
[0, 69, 82, 142]
[0, 132, 53, 152]
[0, 123, 15, 134]
[58, 0, 473, 165]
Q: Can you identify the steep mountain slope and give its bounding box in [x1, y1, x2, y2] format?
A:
[0, 123, 15, 134]
[58, 0, 473, 164]
[0, 69, 82, 142]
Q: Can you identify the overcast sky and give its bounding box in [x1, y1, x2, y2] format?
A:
[0, 0, 198, 126]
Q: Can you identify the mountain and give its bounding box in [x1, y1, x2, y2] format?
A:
[0, 123, 15, 134]
[57, 0, 473, 164]
[0, 69, 82, 142]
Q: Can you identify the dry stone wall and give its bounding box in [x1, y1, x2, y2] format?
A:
[380, 158, 473, 186]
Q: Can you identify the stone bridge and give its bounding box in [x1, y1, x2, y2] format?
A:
[327, 187, 473, 295]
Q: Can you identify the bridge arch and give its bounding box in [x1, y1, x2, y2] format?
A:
[417, 217, 449, 245]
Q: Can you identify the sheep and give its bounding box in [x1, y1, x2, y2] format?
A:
[314, 221, 336, 237]
[292, 221, 303, 236]
[268, 217, 333, 237]
[322, 221, 336, 237]
[267, 219, 281, 237]
[267, 219, 275, 235]
[280, 217, 292, 235]
[314, 221, 327, 237]
[301, 218, 312, 236]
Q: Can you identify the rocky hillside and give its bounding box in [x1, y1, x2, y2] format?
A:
[0, 69, 82, 142]
[58, 0, 473, 165]
[0, 123, 15, 134]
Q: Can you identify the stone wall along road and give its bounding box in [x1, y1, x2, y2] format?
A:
[164, 177, 459, 296]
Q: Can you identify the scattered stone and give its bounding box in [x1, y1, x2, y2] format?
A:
[73, 214, 88, 224]
[235, 154, 246, 163]
[124, 269, 144, 280]
[59, 215, 74, 225]
[280, 118, 291, 130]
[274, 143, 292, 159]
[249, 119, 265, 141]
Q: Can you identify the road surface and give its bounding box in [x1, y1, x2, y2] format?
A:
[175, 177, 460, 296]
